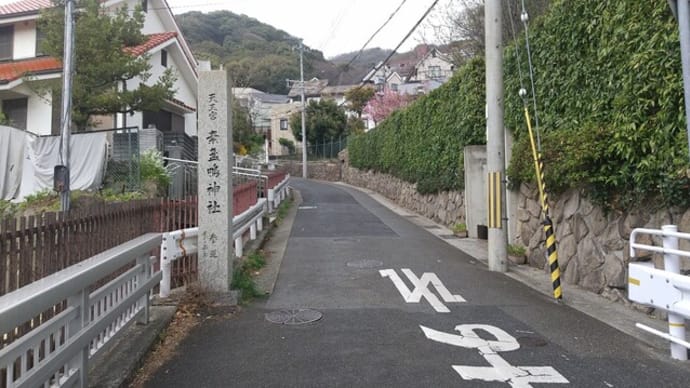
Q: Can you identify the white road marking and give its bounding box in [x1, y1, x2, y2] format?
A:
[379, 269, 466, 313]
[421, 324, 569, 387]
[298, 206, 318, 210]
[420, 324, 519, 354]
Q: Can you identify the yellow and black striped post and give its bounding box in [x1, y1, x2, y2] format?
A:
[543, 215, 562, 299]
[524, 106, 562, 300]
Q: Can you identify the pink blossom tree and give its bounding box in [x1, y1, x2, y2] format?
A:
[363, 89, 414, 125]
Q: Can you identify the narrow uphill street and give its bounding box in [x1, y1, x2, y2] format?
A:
[146, 179, 690, 387]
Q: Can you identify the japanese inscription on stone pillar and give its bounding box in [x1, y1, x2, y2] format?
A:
[198, 70, 233, 292]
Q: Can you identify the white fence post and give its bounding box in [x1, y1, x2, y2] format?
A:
[136, 254, 151, 325]
[67, 288, 89, 387]
[160, 233, 172, 298]
[235, 237, 243, 258]
[662, 225, 688, 360]
[268, 188, 275, 213]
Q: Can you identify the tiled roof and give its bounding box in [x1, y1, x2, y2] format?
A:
[166, 97, 195, 112]
[125, 32, 178, 56]
[0, 56, 61, 83]
[0, 32, 177, 83]
[0, 0, 52, 16]
[321, 84, 358, 96]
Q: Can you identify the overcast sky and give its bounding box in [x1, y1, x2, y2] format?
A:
[0, 0, 453, 58]
[161, 0, 450, 58]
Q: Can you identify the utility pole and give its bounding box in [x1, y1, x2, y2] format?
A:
[299, 40, 307, 178]
[58, 0, 75, 211]
[485, 0, 508, 272]
[287, 42, 308, 178]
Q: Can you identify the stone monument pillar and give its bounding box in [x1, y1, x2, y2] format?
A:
[198, 70, 233, 292]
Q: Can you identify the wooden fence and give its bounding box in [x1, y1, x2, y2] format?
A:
[0, 197, 198, 297]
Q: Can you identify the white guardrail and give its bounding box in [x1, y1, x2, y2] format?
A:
[267, 174, 290, 212]
[159, 178, 289, 298]
[629, 225, 690, 360]
[0, 233, 161, 387]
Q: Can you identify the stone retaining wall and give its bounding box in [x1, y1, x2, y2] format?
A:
[517, 184, 690, 300]
[280, 160, 343, 182]
[343, 166, 466, 227]
[339, 150, 465, 230]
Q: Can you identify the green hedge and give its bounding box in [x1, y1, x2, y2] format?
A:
[505, 0, 688, 209]
[349, 57, 486, 194]
[350, 0, 689, 209]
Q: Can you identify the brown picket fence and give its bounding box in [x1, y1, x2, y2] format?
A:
[0, 197, 198, 297]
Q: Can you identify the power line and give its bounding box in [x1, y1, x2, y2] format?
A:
[317, 1, 355, 52]
[361, 0, 440, 84]
[340, 0, 408, 70]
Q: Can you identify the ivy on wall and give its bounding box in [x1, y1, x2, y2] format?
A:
[350, 0, 689, 209]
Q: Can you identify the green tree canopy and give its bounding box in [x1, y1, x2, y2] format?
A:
[39, 0, 176, 130]
[232, 98, 263, 155]
[344, 86, 375, 118]
[290, 99, 347, 144]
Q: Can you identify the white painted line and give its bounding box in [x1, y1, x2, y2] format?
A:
[421, 324, 569, 387]
[454, 354, 568, 388]
[380, 269, 466, 313]
[420, 324, 519, 354]
[298, 206, 318, 210]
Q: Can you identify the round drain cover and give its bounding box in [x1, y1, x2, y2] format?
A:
[347, 260, 383, 269]
[265, 309, 322, 325]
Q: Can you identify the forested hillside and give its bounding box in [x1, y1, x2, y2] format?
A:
[175, 11, 388, 93]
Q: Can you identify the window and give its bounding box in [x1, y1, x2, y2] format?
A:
[35, 26, 46, 56]
[3, 98, 28, 130]
[390, 83, 398, 91]
[161, 49, 167, 67]
[0, 25, 14, 61]
[428, 65, 442, 79]
[279, 118, 288, 131]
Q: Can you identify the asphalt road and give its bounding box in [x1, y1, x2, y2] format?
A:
[146, 179, 690, 387]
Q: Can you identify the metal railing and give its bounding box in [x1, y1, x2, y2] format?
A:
[233, 167, 267, 197]
[164, 157, 199, 199]
[159, 173, 290, 298]
[629, 225, 690, 360]
[159, 198, 267, 298]
[0, 233, 162, 387]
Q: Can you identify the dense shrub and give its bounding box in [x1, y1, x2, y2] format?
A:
[349, 57, 486, 194]
[505, 0, 688, 209]
[351, 0, 689, 209]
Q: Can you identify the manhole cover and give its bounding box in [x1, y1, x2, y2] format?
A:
[347, 259, 383, 269]
[517, 336, 548, 347]
[265, 309, 323, 325]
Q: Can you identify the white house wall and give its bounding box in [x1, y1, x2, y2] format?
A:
[13, 20, 36, 60]
[22, 87, 52, 136]
[416, 56, 453, 82]
[141, 0, 167, 35]
[113, 0, 166, 35]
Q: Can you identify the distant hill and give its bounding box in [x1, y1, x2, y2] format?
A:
[175, 11, 447, 93]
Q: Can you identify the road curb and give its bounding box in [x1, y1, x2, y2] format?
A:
[255, 187, 300, 295]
